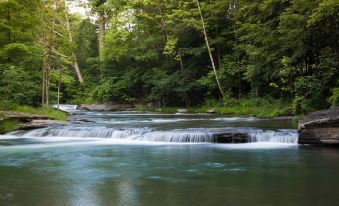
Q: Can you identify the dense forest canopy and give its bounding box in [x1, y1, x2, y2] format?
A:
[0, 0, 338, 114]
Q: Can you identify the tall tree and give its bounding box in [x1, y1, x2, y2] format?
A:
[64, 0, 84, 83]
[196, 0, 224, 98]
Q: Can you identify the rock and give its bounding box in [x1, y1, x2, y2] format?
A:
[0, 111, 68, 133]
[270, 116, 295, 121]
[79, 103, 133, 111]
[213, 133, 249, 143]
[68, 116, 94, 123]
[2, 111, 52, 122]
[207, 110, 217, 114]
[20, 120, 67, 130]
[177, 109, 187, 113]
[298, 107, 339, 146]
[52, 104, 78, 112]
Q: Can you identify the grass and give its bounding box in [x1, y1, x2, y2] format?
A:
[10, 106, 68, 121]
[0, 104, 67, 134]
[0, 101, 67, 121]
[135, 98, 294, 118]
[0, 119, 20, 134]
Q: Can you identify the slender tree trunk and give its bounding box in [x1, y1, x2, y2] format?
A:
[179, 54, 184, 72]
[238, 58, 241, 99]
[255, 85, 259, 97]
[45, 62, 50, 107]
[42, 52, 46, 106]
[98, 12, 105, 61]
[64, 1, 84, 83]
[57, 68, 62, 109]
[196, 0, 225, 98]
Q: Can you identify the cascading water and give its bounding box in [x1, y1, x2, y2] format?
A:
[10, 126, 298, 144]
[5, 106, 298, 144]
[249, 129, 298, 144]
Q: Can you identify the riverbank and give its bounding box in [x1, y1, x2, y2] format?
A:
[135, 99, 293, 118]
[0, 106, 67, 134]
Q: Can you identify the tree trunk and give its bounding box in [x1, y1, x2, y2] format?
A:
[64, 1, 84, 83]
[255, 85, 259, 97]
[179, 54, 184, 72]
[98, 12, 105, 61]
[42, 53, 46, 106]
[57, 68, 62, 109]
[196, 0, 225, 98]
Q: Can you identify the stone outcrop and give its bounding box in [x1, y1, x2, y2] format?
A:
[19, 120, 67, 130]
[2, 111, 51, 122]
[0, 111, 67, 132]
[298, 107, 339, 146]
[79, 103, 133, 111]
[213, 133, 249, 143]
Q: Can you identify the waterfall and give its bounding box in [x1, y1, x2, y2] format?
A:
[137, 130, 215, 143]
[11, 127, 298, 144]
[249, 129, 298, 144]
[16, 127, 152, 139]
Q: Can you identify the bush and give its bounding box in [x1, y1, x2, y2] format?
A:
[292, 96, 311, 114]
[222, 98, 240, 107]
[329, 88, 339, 107]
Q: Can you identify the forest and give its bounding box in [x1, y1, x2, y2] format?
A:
[0, 0, 338, 116]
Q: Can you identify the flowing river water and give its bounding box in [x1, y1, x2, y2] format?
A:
[1, 107, 339, 206]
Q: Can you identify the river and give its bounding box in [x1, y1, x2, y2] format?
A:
[1, 109, 339, 206]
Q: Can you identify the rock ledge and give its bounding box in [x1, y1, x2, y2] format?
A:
[298, 107, 339, 145]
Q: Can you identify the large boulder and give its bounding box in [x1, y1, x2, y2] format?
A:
[79, 103, 133, 111]
[298, 107, 339, 145]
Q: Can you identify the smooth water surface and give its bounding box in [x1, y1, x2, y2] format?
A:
[1, 111, 339, 206]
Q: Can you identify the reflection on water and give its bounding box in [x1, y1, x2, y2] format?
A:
[1, 145, 339, 206]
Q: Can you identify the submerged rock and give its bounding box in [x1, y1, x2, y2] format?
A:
[79, 103, 133, 111]
[298, 107, 339, 146]
[177, 109, 187, 113]
[207, 110, 217, 114]
[213, 133, 249, 143]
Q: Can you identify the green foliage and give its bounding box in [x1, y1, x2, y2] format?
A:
[10, 106, 67, 121]
[92, 69, 140, 103]
[329, 88, 339, 108]
[0, 0, 338, 116]
[0, 100, 67, 121]
[137, 97, 292, 118]
[0, 119, 19, 134]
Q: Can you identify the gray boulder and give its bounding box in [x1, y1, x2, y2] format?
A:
[298, 107, 339, 145]
[79, 103, 133, 111]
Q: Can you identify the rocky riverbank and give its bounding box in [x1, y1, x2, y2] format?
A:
[79, 103, 134, 111]
[298, 107, 339, 146]
[0, 111, 67, 134]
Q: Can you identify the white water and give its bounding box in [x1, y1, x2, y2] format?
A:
[10, 127, 298, 144]
[3, 107, 298, 145]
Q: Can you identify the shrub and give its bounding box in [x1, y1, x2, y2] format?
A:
[329, 88, 339, 107]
